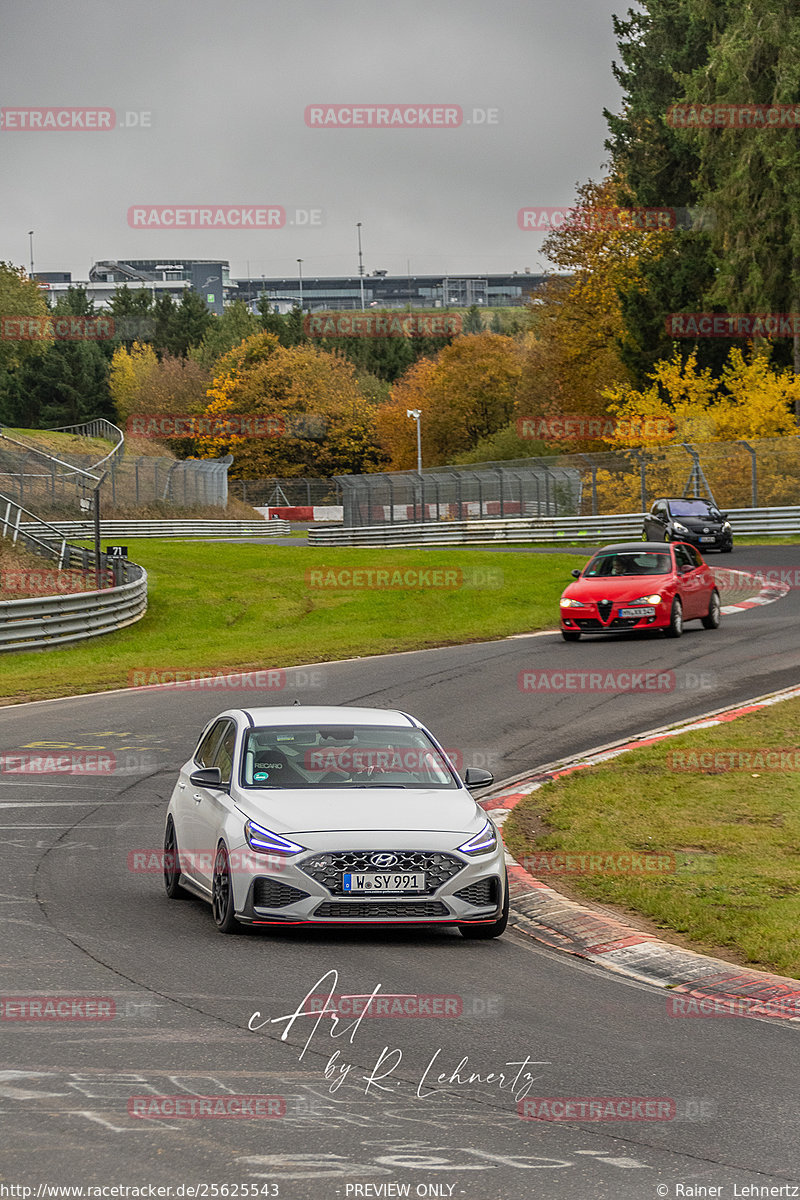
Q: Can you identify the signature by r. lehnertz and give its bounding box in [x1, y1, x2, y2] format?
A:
[248, 969, 549, 1101]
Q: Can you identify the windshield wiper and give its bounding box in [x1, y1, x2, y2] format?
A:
[348, 782, 409, 788]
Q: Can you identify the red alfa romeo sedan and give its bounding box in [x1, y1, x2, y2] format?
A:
[559, 541, 721, 642]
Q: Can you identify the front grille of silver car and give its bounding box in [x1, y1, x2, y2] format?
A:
[314, 901, 449, 919]
[300, 850, 464, 896]
[252, 878, 310, 908]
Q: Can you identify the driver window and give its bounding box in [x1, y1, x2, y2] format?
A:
[212, 721, 237, 785]
[675, 545, 694, 571]
[195, 720, 225, 767]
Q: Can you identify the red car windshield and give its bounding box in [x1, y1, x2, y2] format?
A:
[584, 552, 671, 577]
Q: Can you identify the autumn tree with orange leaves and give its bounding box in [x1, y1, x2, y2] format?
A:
[375, 333, 523, 469]
[193, 332, 387, 477]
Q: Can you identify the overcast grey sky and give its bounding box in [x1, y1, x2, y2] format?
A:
[0, 0, 630, 280]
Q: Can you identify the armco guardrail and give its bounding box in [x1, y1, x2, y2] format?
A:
[308, 513, 644, 547]
[23, 519, 292, 540]
[47, 418, 126, 472]
[0, 494, 148, 653]
[307, 506, 800, 547]
[0, 570, 148, 652]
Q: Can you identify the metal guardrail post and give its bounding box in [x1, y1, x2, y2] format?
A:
[577, 454, 599, 516]
[738, 440, 758, 508]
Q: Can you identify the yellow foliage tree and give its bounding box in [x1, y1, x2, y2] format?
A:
[194, 332, 386, 477]
[109, 341, 159, 423]
[596, 348, 800, 509]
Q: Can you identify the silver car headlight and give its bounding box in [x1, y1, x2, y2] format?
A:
[245, 820, 305, 856]
[672, 521, 689, 534]
[457, 820, 498, 856]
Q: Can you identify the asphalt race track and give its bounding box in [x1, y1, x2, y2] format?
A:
[2, 545, 799, 1199]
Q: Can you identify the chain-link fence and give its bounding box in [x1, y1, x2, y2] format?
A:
[337, 461, 582, 527]
[0, 441, 233, 516]
[228, 477, 342, 507]
[330, 435, 800, 527]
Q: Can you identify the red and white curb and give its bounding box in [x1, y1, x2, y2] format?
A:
[714, 566, 791, 614]
[481, 682, 800, 1022]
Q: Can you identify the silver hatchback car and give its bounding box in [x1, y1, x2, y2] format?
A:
[163, 705, 508, 938]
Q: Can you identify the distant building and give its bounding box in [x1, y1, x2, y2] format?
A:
[36, 260, 234, 311]
[34, 262, 547, 313]
[238, 271, 546, 312]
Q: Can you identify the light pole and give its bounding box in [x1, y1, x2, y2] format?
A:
[296, 259, 304, 310]
[406, 409, 422, 474]
[28, 230, 34, 279]
[356, 222, 365, 309]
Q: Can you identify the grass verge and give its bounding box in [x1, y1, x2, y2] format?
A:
[502, 697, 800, 978]
[0, 542, 575, 705]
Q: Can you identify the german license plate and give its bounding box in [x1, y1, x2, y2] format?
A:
[700, 536, 715, 543]
[343, 872, 425, 893]
[619, 606, 655, 617]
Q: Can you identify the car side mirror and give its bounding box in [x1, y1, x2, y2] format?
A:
[464, 767, 494, 790]
[571, 569, 581, 578]
[189, 766, 224, 788]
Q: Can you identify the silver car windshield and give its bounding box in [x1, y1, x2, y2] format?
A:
[585, 552, 671, 577]
[240, 724, 459, 789]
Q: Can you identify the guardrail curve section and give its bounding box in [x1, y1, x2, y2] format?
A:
[0, 492, 148, 653]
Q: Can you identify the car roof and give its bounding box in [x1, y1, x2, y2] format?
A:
[591, 543, 675, 553]
[658, 497, 715, 504]
[236, 706, 418, 728]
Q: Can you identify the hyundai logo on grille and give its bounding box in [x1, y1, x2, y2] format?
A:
[371, 853, 399, 868]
